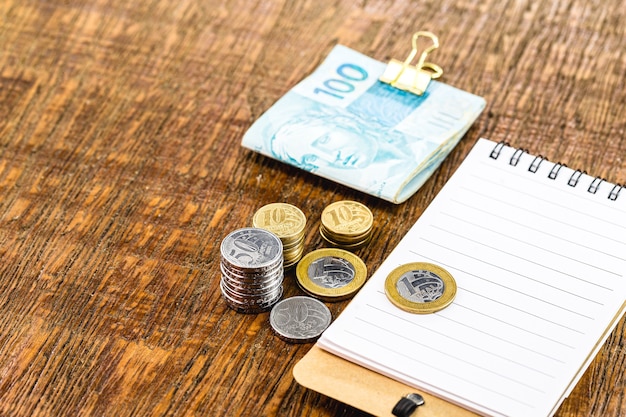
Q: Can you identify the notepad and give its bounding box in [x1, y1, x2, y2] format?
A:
[317, 138, 626, 417]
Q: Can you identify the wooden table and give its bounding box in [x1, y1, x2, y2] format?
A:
[0, 0, 624, 415]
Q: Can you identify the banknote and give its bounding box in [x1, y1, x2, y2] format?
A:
[241, 45, 486, 203]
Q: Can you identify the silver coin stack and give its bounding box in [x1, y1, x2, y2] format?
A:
[220, 227, 284, 313]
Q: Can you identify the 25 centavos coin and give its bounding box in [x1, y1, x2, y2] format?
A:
[269, 296, 332, 343]
[384, 262, 457, 314]
[296, 248, 367, 301]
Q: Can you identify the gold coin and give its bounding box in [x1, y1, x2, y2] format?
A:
[281, 234, 305, 251]
[319, 225, 371, 244]
[283, 246, 306, 269]
[319, 226, 372, 250]
[296, 248, 367, 301]
[320, 200, 373, 238]
[384, 262, 457, 314]
[253, 203, 306, 241]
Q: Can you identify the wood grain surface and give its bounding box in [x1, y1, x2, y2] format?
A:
[0, 0, 624, 416]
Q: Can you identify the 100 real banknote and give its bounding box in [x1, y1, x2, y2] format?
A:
[241, 45, 486, 204]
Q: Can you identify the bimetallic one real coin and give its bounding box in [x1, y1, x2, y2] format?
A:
[269, 296, 332, 343]
[296, 248, 367, 301]
[384, 262, 457, 314]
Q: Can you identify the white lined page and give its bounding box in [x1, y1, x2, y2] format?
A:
[318, 138, 626, 417]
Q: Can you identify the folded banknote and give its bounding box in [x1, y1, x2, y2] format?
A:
[241, 45, 486, 203]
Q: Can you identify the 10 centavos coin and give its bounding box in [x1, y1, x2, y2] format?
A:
[252, 203, 307, 268]
[319, 200, 373, 250]
[296, 248, 367, 301]
[320, 200, 373, 237]
[252, 203, 306, 241]
[384, 262, 457, 314]
[269, 296, 332, 343]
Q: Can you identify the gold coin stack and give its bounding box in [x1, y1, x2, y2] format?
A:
[319, 200, 373, 251]
[252, 203, 307, 269]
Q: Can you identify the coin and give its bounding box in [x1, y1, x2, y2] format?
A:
[253, 203, 307, 268]
[221, 280, 284, 314]
[296, 248, 367, 301]
[319, 200, 374, 250]
[269, 296, 332, 343]
[320, 200, 373, 237]
[253, 203, 307, 241]
[319, 225, 372, 250]
[384, 262, 457, 314]
[220, 227, 284, 313]
[220, 260, 283, 280]
[220, 228, 283, 269]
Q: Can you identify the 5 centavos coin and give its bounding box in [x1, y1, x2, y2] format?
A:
[296, 248, 367, 301]
[384, 262, 457, 314]
[269, 296, 332, 343]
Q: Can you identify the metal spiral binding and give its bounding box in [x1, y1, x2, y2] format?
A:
[509, 148, 527, 167]
[528, 154, 547, 173]
[489, 141, 622, 201]
[567, 169, 586, 187]
[489, 141, 508, 159]
[588, 177, 604, 194]
[609, 184, 623, 201]
[548, 162, 566, 180]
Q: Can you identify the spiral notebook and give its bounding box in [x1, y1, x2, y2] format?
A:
[301, 138, 626, 417]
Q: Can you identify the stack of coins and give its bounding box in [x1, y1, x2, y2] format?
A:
[252, 203, 307, 268]
[219, 227, 284, 313]
[319, 200, 373, 250]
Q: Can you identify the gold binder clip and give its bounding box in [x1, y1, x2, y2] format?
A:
[379, 31, 443, 95]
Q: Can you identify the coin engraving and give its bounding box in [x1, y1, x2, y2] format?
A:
[270, 296, 332, 343]
[307, 256, 356, 289]
[395, 270, 445, 303]
[253, 203, 306, 238]
[321, 200, 373, 235]
[221, 228, 283, 268]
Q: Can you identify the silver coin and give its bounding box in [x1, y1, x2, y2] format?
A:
[219, 227, 286, 313]
[269, 296, 332, 343]
[220, 280, 283, 313]
[220, 263, 283, 283]
[220, 269, 283, 287]
[220, 228, 283, 269]
[217, 276, 283, 297]
[220, 256, 283, 275]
